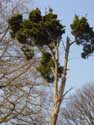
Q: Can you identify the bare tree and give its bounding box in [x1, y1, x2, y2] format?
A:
[0, 1, 47, 124]
[61, 82, 94, 125]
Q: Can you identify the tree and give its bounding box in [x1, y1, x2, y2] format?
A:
[61, 82, 94, 125]
[7, 8, 94, 125]
[0, 1, 45, 125]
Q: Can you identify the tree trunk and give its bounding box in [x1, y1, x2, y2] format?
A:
[51, 100, 62, 125]
[51, 37, 70, 125]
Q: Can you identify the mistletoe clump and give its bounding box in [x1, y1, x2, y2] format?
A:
[71, 15, 94, 58]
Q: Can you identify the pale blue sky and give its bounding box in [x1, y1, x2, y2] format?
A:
[32, 0, 94, 90]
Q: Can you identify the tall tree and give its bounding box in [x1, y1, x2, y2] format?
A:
[8, 8, 94, 125]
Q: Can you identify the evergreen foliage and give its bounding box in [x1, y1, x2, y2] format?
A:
[37, 52, 54, 82]
[8, 8, 65, 46]
[8, 8, 64, 82]
[71, 15, 94, 58]
[8, 14, 23, 38]
[21, 45, 34, 60]
[8, 9, 94, 82]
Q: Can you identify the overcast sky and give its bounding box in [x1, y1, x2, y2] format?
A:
[32, 0, 94, 91]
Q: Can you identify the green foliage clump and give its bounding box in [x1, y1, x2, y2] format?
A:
[8, 14, 23, 38]
[71, 15, 94, 58]
[16, 31, 27, 44]
[43, 11, 65, 42]
[8, 8, 65, 47]
[37, 52, 54, 82]
[29, 8, 42, 23]
[8, 8, 65, 82]
[21, 45, 34, 60]
[37, 52, 63, 82]
[21, 20, 32, 29]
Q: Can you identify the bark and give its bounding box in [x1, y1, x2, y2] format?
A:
[51, 37, 70, 125]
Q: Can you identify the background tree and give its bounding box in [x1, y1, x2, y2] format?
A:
[0, 1, 48, 125]
[61, 82, 94, 125]
[7, 8, 94, 125]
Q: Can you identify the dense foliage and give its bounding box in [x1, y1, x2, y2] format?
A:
[8, 8, 65, 46]
[71, 15, 94, 58]
[8, 9, 94, 82]
[8, 8, 65, 82]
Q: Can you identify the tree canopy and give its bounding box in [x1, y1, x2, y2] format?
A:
[8, 8, 65, 82]
[71, 15, 94, 58]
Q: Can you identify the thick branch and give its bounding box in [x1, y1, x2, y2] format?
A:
[59, 37, 70, 96]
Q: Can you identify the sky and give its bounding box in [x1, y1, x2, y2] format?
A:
[31, 0, 94, 91]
